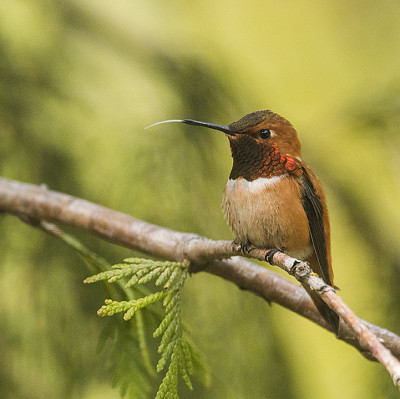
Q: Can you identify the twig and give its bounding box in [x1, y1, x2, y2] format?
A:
[1, 177, 400, 387]
[240, 248, 400, 388]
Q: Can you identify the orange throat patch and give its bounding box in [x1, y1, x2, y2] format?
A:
[229, 139, 303, 181]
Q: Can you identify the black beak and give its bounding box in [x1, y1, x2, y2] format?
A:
[146, 119, 235, 136]
[181, 119, 234, 135]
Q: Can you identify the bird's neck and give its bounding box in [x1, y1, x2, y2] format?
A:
[229, 138, 303, 181]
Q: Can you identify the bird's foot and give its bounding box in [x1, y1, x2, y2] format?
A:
[265, 247, 285, 264]
[232, 240, 256, 255]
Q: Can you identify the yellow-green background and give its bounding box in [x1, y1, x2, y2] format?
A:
[1, 1, 400, 398]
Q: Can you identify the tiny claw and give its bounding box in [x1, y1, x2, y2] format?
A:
[231, 240, 256, 255]
[265, 248, 283, 264]
[241, 243, 257, 254]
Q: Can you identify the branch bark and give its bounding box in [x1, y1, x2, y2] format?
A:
[1, 177, 400, 386]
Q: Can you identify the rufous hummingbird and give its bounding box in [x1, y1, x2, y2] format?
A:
[148, 110, 339, 334]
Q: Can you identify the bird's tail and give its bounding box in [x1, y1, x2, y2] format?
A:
[304, 285, 340, 336]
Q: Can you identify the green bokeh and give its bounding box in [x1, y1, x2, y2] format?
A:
[1, 0, 400, 398]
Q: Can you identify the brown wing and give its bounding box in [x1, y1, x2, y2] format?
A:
[300, 168, 333, 286]
[300, 167, 339, 333]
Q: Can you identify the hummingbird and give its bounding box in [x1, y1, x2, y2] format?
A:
[148, 110, 339, 334]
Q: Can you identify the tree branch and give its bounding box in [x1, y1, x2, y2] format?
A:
[1, 177, 400, 387]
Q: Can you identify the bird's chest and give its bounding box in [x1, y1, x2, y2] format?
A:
[222, 175, 311, 256]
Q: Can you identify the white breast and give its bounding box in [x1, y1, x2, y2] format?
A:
[225, 176, 284, 193]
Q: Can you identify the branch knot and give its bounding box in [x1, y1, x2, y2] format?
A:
[289, 260, 311, 281]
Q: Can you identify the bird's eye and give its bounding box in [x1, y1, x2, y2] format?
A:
[259, 129, 271, 139]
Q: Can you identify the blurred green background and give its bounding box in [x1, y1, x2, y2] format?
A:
[1, 0, 400, 398]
